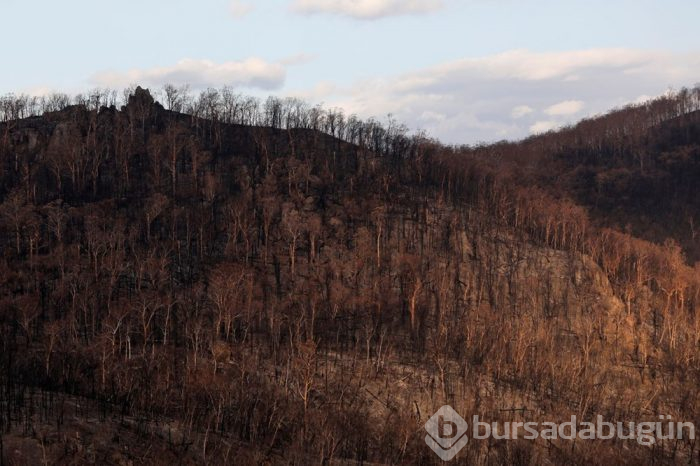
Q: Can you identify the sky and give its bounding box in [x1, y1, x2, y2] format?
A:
[2, 0, 700, 144]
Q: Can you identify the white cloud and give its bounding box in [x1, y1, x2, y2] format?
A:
[423, 48, 661, 82]
[230, 0, 254, 18]
[529, 120, 560, 134]
[544, 100, 584, 116]
[290, 0, 444, 19]
[90, 58, 286, 91]
[304, 48, 700, 143]
[511, 105, 533, 119]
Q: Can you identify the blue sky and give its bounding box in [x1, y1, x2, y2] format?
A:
[3, 0, 700, 143]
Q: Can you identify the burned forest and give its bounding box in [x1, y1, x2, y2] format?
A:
[1, 85, 700, 464]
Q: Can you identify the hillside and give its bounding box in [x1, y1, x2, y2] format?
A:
[1, 86, 700, 465]
[459, 91, 700, 261]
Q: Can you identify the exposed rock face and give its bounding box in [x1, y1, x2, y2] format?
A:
[128, 86, 155, 109]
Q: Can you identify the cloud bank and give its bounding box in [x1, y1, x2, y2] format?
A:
[91, 58, 286, 91]
[290, 0, 444, 19]
[545, 100, 585, 116]
[304, 48, 700, 143]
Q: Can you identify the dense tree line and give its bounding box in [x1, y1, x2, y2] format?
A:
[1, 85, 700, 464]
